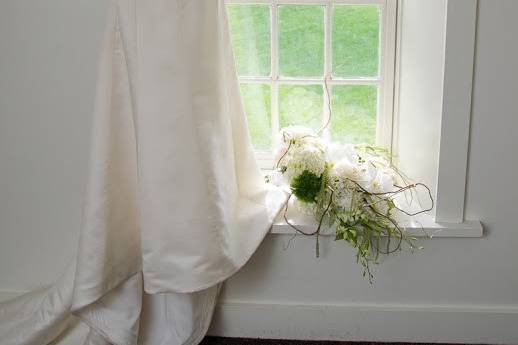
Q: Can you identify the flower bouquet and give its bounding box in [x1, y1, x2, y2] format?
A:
[270, 125, 433, 282]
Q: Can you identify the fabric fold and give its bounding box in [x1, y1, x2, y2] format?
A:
[137, 0, 286, 295]
[0, 3, 144, 343]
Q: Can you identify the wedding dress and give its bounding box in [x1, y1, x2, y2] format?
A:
[0, 1, 285, 344]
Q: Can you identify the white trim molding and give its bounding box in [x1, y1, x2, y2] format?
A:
[435, 0, 477, 223]
[271, 196, 483, 237]
[209, 300, 518, 344]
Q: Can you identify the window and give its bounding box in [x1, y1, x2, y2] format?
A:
[227, 0, 397, 168]
[252, 0, 482, 236]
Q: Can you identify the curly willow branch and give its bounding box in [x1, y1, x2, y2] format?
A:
[345, 178, 434, 217]
[275, 78, 332, 170]
[317, 77, 332, 135]
[282, 187, 335, 257]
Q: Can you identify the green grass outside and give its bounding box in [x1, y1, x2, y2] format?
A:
[227, 4, 379, 150]
[239, 84, 272, 150]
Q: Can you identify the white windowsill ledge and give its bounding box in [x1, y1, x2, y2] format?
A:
[271, 205, 483, 238]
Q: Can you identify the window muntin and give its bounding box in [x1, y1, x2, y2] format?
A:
[227, 0, 397, 167]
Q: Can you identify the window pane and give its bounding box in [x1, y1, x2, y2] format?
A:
[332, 5, 380, 77]
[279, 84, 323, 131]
[227, 5, 271, 77]
[240, 83, 272, 150]
[331, 85, 377, 144]
[279, 5, 324, 77]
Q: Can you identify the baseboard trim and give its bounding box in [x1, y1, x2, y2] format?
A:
[208, 301, 518, 344]
[4, 289, 517, 344]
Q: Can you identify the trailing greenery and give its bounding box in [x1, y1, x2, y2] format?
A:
[273, 126, 432, 283]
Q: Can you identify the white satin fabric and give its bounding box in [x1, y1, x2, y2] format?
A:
[0, 0, 285, 344]
[136, 0, 285, 294]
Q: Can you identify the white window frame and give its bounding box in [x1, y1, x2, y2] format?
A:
[434, 0, 477, 225]
[270, 0, 483, 237]
[227, 0, 398, 169]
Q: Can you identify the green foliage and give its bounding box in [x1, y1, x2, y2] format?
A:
[290, 170, 323, 203]
[310, 165, 420, 283]
[355, 144, 392, 158]
[272, 138, 426, 282]
[331, 196, 416, 282]
[335, 209, 383, 281]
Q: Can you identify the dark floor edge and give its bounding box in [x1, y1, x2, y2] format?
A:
[200, 336, 493, 345]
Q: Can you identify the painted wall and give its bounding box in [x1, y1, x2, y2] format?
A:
[0, 0, 517, 343]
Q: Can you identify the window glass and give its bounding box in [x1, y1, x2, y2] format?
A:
[240, 83, 272, 150]
[226, 2, 392, 157]
[279, 84, 323, 132]
[332, 5, 380, 77]
[279, 5, 325, 77]
[227, 5, 271, 76]
[331, 85, 378, 144]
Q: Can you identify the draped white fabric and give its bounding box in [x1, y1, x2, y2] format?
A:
[0, 0, 286, 344]
[136, 0, 285, 294]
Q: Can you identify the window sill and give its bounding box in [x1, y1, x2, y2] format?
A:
[270, 201, 483, 238]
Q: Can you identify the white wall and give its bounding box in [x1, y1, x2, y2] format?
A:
[1, 0, 517, 343]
